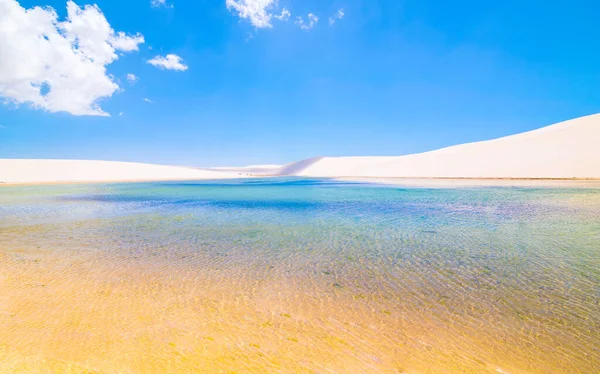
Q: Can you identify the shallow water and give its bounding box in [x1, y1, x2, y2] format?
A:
[1, 179, 599, 373]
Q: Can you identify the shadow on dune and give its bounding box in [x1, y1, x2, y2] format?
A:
[276, 157, 324, 176]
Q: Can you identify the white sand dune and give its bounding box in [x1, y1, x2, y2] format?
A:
[0, 159, 242, 184]
[2, 114, 598, 184]
[277, 114, 600, 179]
[216, 164, 282, 169]
[209, 164, 282, 175]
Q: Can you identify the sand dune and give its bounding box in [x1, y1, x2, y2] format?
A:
[277, 114, 600, 179]
[2, 114, 598, 184]
[0, 159, 241, 184]
[215, 164, 282, 169]
[209, 164, 282, 175]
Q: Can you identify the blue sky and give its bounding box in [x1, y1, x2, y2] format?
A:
[1, 0, 599, 166]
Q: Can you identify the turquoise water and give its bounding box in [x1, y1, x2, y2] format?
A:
[1, 179, 599, 373]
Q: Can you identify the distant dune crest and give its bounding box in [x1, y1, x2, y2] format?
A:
[275, 113, 600, 179]
[1, 114, 599, 184]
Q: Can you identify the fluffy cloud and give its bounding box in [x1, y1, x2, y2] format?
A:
[147, 54, 188, 71]
[126, 73, 138, 83]
[143, 98, 153, 103]
[0, 0, 144, 116]
[296, 13, 318, 30]
[329, 8, 344, 25]
[226, 0, 291, 28]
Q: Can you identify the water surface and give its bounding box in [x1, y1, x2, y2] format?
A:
[1, 179, 599, 373]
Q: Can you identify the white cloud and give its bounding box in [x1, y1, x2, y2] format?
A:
[147, 54, 188, 71]
[296, 13, 318, 31]
[151, 0, 173, 8]
[109, 31, 144, 51]
[118, 111, 123, 116]
[226, 0, 290, 28]
[126, 73, 138, 83]
[0, 0, 144, 116]
[329, 8, 344, 25]
[143, 98, 153, 103]
[274, 8, 290, 22]
[226, 0, 273, 28]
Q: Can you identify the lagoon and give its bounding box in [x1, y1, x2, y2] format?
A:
[1, 179, 599, 373]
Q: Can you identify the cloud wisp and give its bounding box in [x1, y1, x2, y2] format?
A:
[296, 13, 319, 31]
[274, 8, 290, 22]
[329, 8, 344, 25]
[151, 0, 173, 8]
[126, 74, 138, 84]
[0, 0, 144, 116]
[147, 54, 188, 71]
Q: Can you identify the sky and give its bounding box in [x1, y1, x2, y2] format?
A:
[1, 0, 599, 167]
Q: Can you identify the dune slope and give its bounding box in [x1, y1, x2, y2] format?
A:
[279, 114, 600, 179]
[0, 159, 240, 184]
[2, 114, 599, 183]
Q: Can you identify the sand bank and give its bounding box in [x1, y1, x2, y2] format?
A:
[332, 177, 600, 188]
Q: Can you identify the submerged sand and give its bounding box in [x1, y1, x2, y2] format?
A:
[1, 183, 599, 373]
[0, 239, 574, 374]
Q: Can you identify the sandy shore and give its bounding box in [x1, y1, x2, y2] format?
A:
[333, 177, 600, 188]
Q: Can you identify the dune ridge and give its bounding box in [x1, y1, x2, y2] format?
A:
[277, 114, 600, 179]
[1, 114, 599, 184]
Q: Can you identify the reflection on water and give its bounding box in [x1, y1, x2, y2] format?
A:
[1, 179, 599, 373]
